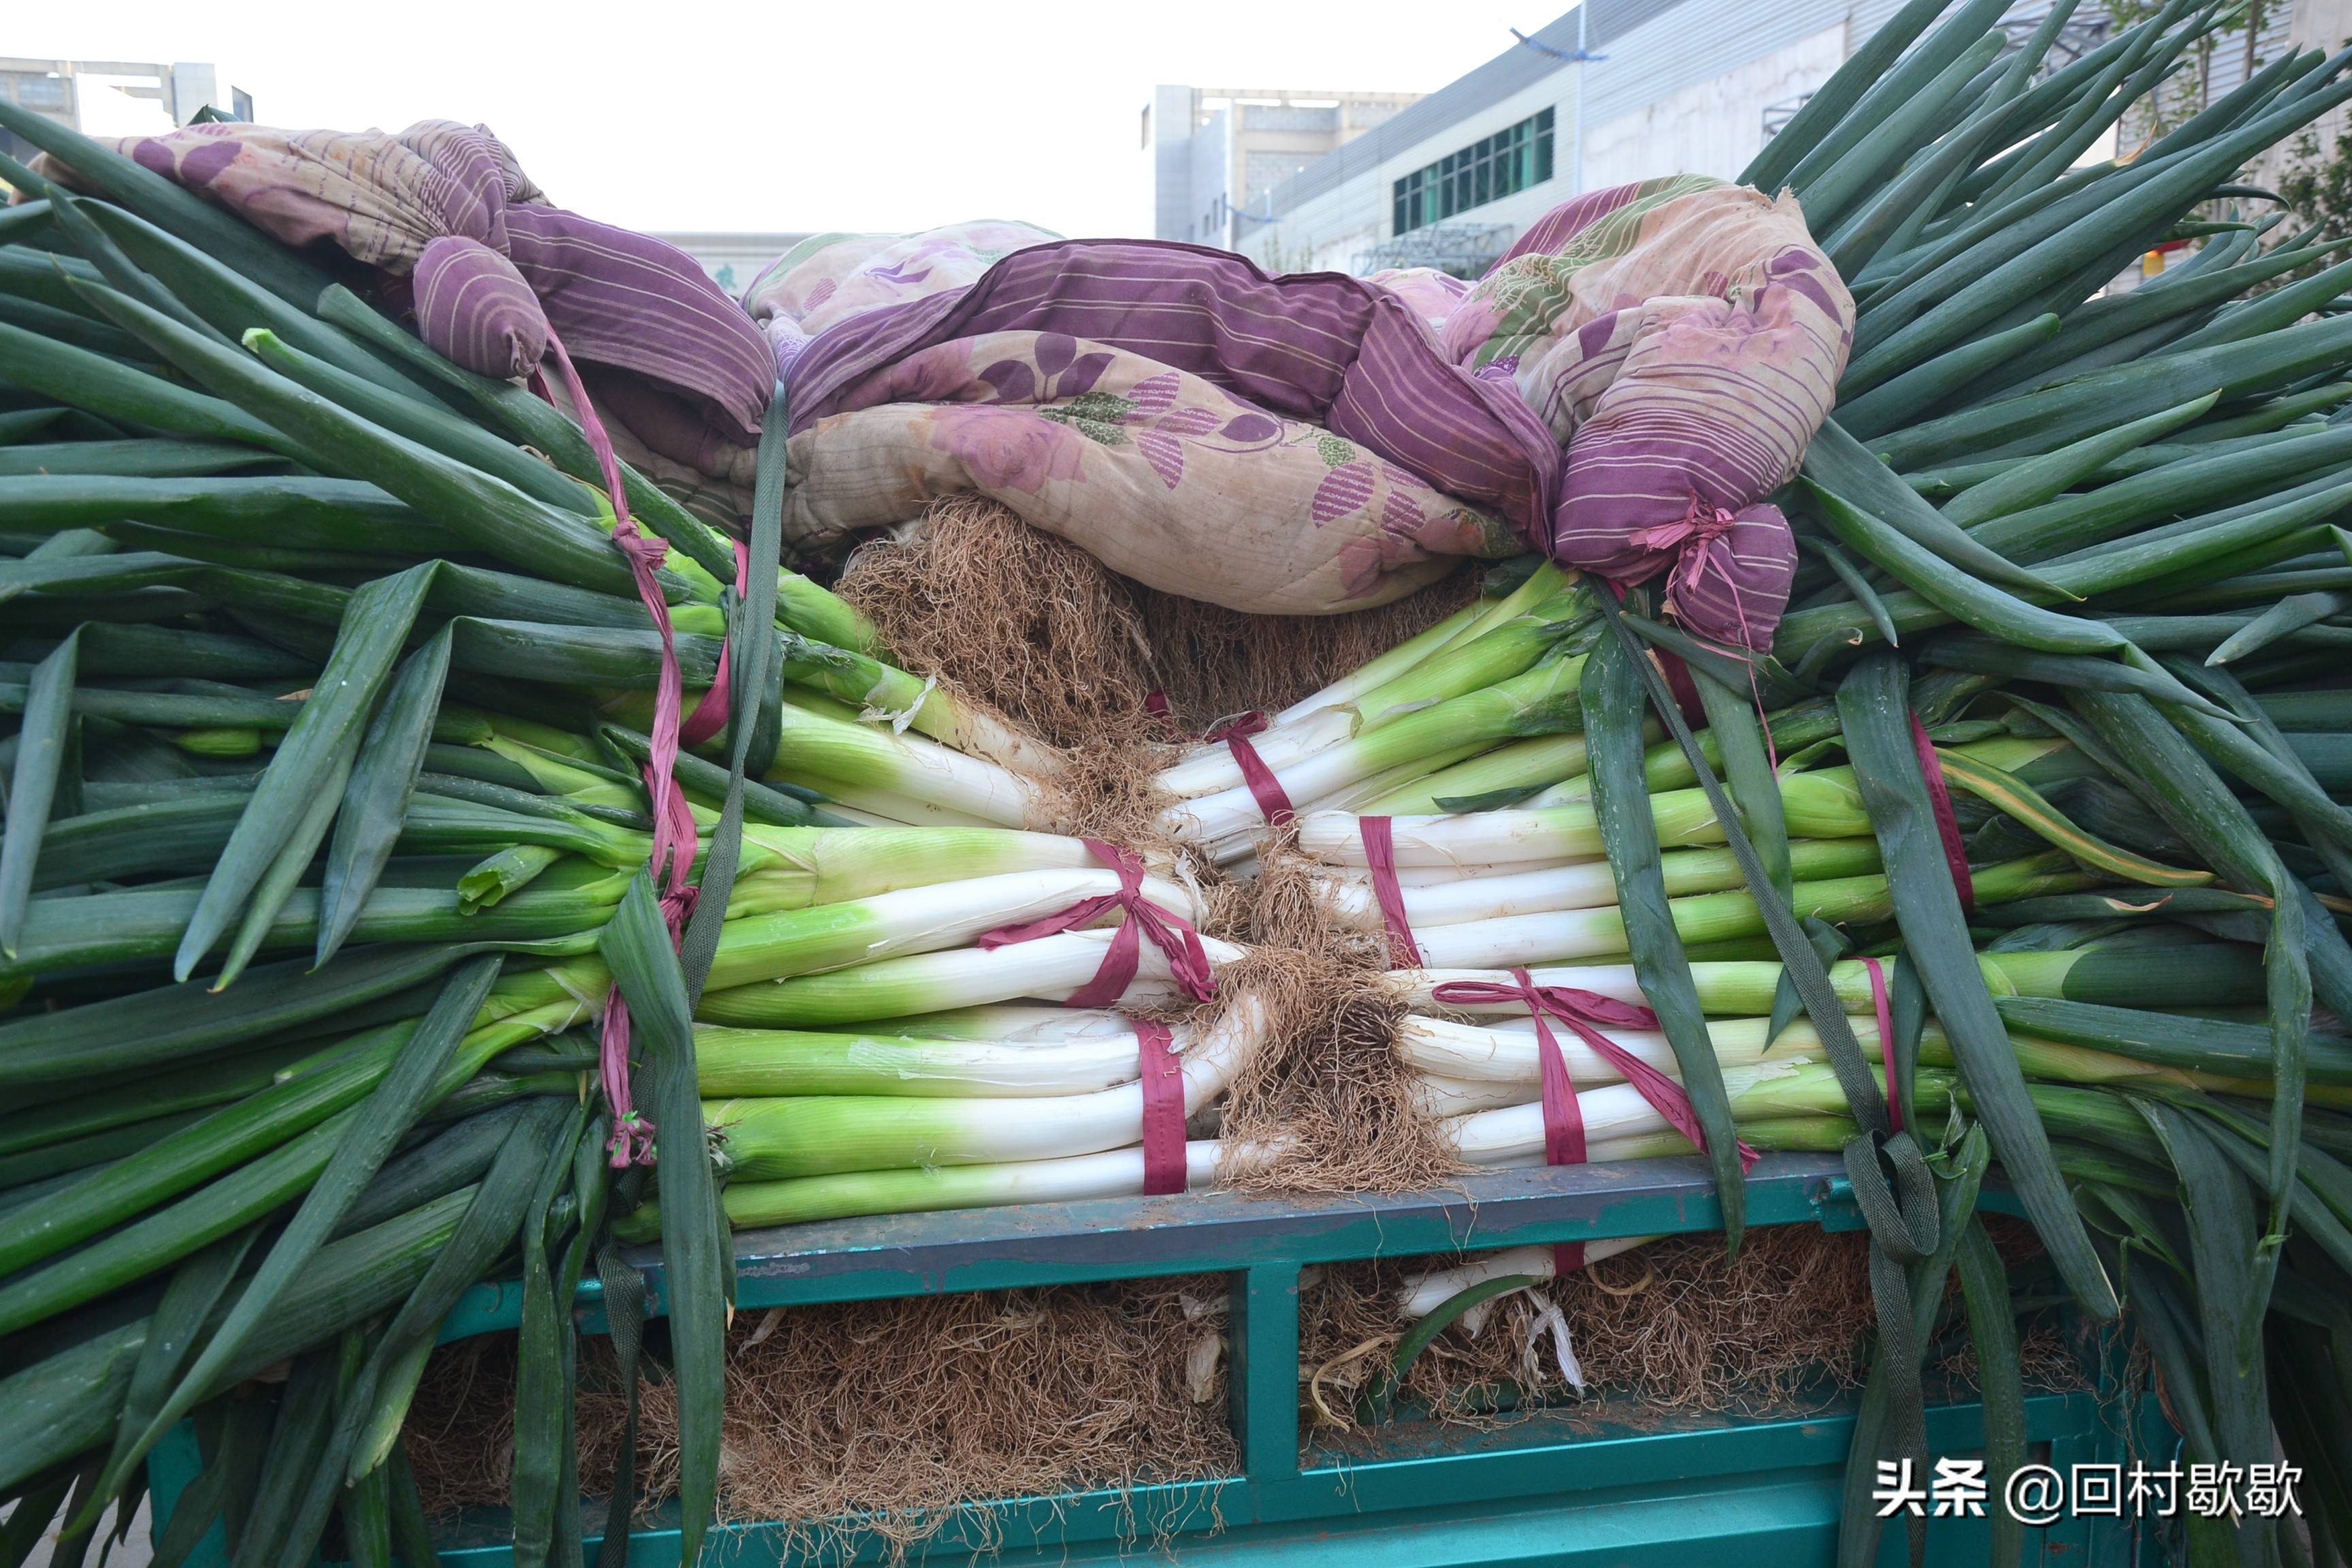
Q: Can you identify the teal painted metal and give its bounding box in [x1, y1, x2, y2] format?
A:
[148, 1421, 227, 1568]
[151, 1153, 2136, 1568]
[436, 1153, 1929, 1342]
[1231, 1261, 1303, 1482]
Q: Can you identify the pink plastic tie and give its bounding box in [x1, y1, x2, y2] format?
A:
[1135, 1017, 1188, 1196]
[1910, 714, 1976, 914]
[542, 327, 699, 1167]
[1360, 816, 1423, 968]
[1205, 712, 1296, 828]
[680, 538, 752, 751]
[1863, 955, 1901, 1135]
[1653, 647, 1709, 734]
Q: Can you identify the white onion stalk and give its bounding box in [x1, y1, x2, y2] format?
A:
[1397, 1237, 1659, 1316]
[699, 866, 1205, 992]
[717, 1140, 1229, 1231]
[1400, 961, 1889, 1017]
[1403, 1013, 1893, 1115]
[708, 994, 1267, 1179]
[1405, 908, 1631, 969]
[1395, 1012, 1884, 1089]
[770, 779, 1003, 830]
[760, 631, 1068, 782]
[1295, 773, 1872, 867]
[696, 1024, 1151, 1097]
[1163, 653, 1590, 846]
[724, 826, 1120, 917]
[754, 692, 1049, 827]
[1197, 745, 1499, 862]
[1398, 863, 1912, 970]
[831, 1005, 1142, 1043]
[1296, 805, 1658, 867]
[1158, 706, 1358, 801]
[1317, 862, 1627, 930]
[1259, 561, 1571, 729]
[1403, 962, 1653, 1012]
[1412, 1075, 1543, 1116]
[1276, 740, 1498, 817]
[1357, 732, 1597, 816]
[1384, 857, 1597, 887]
[868, 677, 1066, 782]
[1320, 839, 1883, 935]
[695, 927, 1247, 1028]
[1446, 1060, 1885, 1166]
[1326, 841, 1891, 912]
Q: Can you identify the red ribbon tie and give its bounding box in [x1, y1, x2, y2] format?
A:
[1206, 712, 1296, 828]
[540, 333, 706, 1168]
[977, 840, 1216, 1009]
[1360, 816, 1422, 968]
[1910, 714, 1976, 914]
[1135, 1016, 1188, 1195]
[1863, 955, 1902, 1135]
[679, 537, 753, 751]
[1431, 971, 1761, 1177]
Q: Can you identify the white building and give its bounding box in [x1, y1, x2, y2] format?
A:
[1148, 86, 1424, 251]
[1228, 0, 2121, 279]
[0, 59, 247, 161]
[649, 233, 815, 297]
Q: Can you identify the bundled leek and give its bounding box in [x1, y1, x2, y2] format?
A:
[0, 103, 1091, 1568]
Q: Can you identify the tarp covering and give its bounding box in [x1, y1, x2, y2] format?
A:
[69, 119, 775, 474]
[94, 129, 1849, 640]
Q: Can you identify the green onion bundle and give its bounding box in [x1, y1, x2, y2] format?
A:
[0, 97, 1114, 1568]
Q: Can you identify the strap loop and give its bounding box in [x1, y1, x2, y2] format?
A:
[1910, 714, 1975, 914]
[1862, 956, 1901, 1136]
[1430, 972, 1761, 1173]
[1134, 1017, 1188, 1196]
[1206, 712, 1296, 827]
[1360, 817, 1422, 967]
[978, 840, 1216, 1008]
[1842, 1128, 1939, 1265]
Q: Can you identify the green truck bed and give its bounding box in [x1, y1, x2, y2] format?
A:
[151, 1153, 2170, 1566]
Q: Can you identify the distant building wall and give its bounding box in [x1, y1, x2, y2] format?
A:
[0, 57, 244, 163]
[1146, 84, 1424, 249]
[1581, 24, 1846, 190]
[1232, 0, 2029, 279]
[651, 233, 817, 297]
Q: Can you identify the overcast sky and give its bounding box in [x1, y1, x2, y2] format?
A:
[21, 1, 1555, 239]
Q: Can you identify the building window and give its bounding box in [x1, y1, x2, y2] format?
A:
[1392, 108, 1554, 236]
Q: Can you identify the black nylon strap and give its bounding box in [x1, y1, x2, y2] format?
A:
[1869, 1243, 1933, 1568]
[592, 1235, 648, 1568]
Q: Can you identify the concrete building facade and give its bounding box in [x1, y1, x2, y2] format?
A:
[1147, 85, 1424, 250]
[1198, 0, 2136, 281]
[0, 59, 245, 163]
[649, 233, 815, 297]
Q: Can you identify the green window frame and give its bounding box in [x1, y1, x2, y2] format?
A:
[1393, 107, 1556, 237]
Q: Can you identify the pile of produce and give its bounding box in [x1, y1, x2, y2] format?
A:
[3, 0, 2352, 1557]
